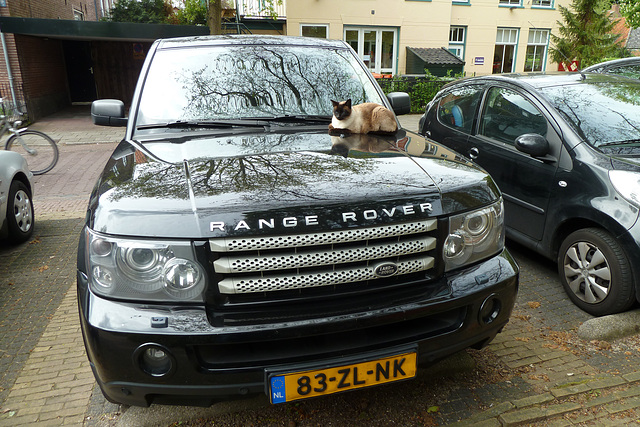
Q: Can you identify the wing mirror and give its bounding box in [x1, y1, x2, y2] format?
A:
[387, 92, 411, 116]
[515, 133, 555, 161]
[91, 99, 128, 127]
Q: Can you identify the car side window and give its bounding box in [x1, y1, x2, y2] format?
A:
[480, 87, 547, 146]
[436, 85, 483, 133]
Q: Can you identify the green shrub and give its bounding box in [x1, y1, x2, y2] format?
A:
[377, 70, 462, 113]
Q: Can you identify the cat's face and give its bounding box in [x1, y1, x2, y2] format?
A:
[331, 99, 352, 121]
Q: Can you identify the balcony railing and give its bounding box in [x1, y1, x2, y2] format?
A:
[236, 0, 286, 20]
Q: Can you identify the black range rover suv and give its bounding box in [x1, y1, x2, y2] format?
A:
[78, 35, 518, 407]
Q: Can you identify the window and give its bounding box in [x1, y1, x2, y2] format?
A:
[448, 26, 466, 60]
[524, 29, 549, 72]
[493, 28, 518, 74]
[532, 0, 552, 7]
[301, 24, 328, 39]
[437, 85, 483, 133]
[480, 87, 547, 145]
[344, 27, 397, 74]
[73, 8, 84, 20]
[499, 0, 521, 5]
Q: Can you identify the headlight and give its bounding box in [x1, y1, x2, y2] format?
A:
[443, 199, 505, 271]
[84, 228, 205, 302]
[609, 170, 640, 207]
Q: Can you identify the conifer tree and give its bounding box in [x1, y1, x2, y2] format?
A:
[551, 0, 627, 68]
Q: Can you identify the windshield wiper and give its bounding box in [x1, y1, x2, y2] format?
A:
[599, 139, 640, 148]
[137, 119, 271, 130]
[243, 115, 333, 124]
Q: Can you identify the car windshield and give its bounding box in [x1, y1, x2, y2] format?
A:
[135, 44, 383, 130]
[538, 79, 640, 149]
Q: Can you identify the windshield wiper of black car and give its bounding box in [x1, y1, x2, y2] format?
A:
[137, 119, 272, 130]
[599, 139, 640, 148]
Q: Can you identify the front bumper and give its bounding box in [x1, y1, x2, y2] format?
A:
[78, 249, 518, 407]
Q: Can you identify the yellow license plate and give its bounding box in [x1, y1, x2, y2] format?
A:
[269, 352, 417, 404]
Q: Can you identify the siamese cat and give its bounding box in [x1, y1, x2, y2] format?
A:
[329, 99, 398, 134]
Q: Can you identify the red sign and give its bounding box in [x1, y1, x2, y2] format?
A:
[558, 61, 580, 72]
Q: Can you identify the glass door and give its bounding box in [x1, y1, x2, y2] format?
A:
[344, 27, 397, 75]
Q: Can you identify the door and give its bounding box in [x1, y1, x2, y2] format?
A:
[469, 86, 559, 241]
[63, 41, 98, 103]
[344, 27, 397, 74]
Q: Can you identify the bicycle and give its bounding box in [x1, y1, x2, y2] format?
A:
[1, 98, 58, 175]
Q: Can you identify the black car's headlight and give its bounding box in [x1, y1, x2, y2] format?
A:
[443, 199, 505, 271]
[83, 228, 205, 302]
[609, 170, 640, 208]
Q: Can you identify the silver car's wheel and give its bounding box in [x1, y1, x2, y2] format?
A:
[558, 228, 635, 316]
[7, 180, 34, 243]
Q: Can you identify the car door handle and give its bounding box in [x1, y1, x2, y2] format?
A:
[468, 147, 479, 160]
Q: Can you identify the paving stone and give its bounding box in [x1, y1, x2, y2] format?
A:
[498, 402, 582, 425]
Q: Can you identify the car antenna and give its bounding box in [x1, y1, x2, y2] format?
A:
[528, 21, 586, 79]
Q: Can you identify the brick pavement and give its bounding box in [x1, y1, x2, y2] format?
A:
[1, 111, 640, 426]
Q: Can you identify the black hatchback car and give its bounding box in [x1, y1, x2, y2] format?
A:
[419, 73, 640, 316]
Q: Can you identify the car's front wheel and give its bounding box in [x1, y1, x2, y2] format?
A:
[558, 228, 636, 316]
[7, 180, 34, 243]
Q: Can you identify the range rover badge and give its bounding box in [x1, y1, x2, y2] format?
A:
[374, 262, 399, 278]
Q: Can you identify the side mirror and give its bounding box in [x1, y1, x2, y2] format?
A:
[515, 133, 550, 158]
[387, 92, 411, 116]
[91, 99, 128, 127]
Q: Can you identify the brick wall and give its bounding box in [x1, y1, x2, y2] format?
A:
[15, 35, 68, 119]
[0, 0, 109, 120]
[6, 0, 100, 21]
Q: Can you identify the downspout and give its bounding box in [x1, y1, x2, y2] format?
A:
[0, 28, 18, 111]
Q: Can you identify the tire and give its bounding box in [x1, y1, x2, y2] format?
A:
[6, 180, 34, 243]
[558, 228, 636, 316]
[5, 130, 59, 175]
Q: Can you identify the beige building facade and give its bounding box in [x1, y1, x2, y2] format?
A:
[287, 0, 568, 76]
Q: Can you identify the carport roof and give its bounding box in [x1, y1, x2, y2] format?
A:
[407, 47, 465, 66]
[0, 16, 209, 42]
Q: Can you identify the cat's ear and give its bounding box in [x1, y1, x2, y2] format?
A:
[331, 100, 339, 107]
[345, 99, 352, 107]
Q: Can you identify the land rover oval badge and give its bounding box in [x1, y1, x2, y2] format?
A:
[374, 262, 398, 278]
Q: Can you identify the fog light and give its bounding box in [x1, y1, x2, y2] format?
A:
[479, 294, 502, 325]
[136, 344, 174, 377]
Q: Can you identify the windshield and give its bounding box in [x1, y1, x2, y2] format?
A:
[135, 44, 384, 128]
[538, 79, 640, 149]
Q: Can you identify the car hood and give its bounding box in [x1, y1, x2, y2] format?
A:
[87, 128, 499, 238]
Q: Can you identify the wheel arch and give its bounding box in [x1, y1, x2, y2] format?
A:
[11, 171, 33, 195]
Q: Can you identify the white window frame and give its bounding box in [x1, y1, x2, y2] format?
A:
[343, 27, 398, 75]
[531, 0, 553, 8]
[300, 24, 329, 39]
[449, 26, 466, 60]
[494, 28, 519, 74]
[524, 29, 549, 72]
[499, 0, 521, 6]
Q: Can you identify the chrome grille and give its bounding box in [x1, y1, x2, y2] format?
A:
[210, 219, 438, 295]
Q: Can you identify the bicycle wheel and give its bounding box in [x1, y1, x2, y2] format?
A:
[5, 130, 59, 175]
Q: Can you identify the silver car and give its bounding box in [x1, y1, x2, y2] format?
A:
[0, 150, 34, 243]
